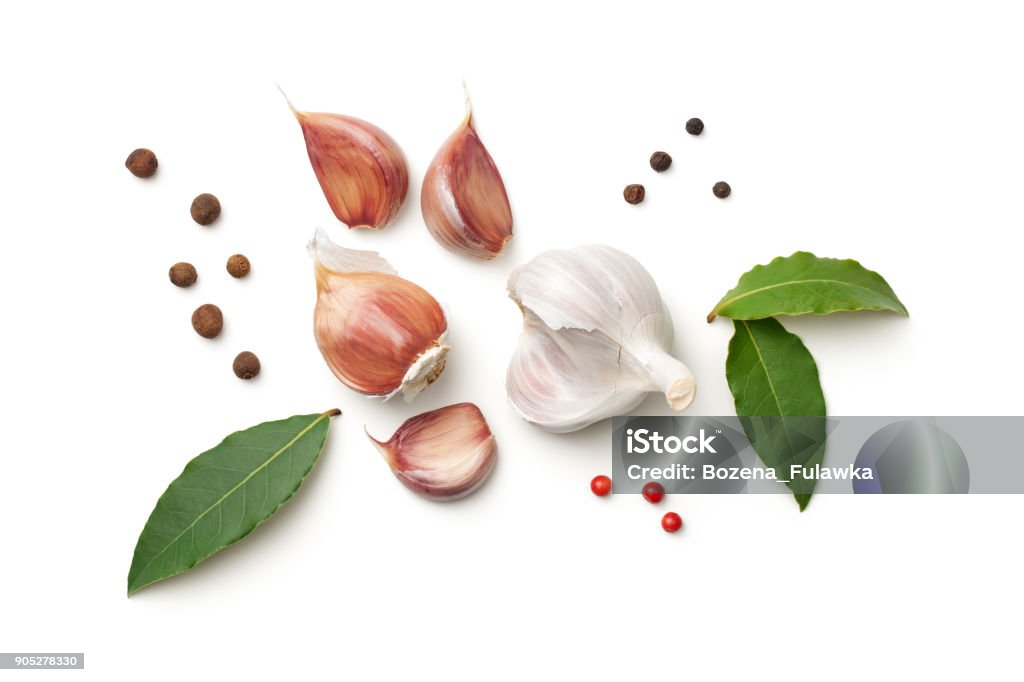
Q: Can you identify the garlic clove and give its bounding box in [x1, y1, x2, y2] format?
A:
[421, 97, 512, 259]
[509, 244, 663, 335]
[508, 310, 654, 433]
[366, 403, 497, 500]
[311, 228, 449, 400]
[285, 91, 409, 230]
[506, 245, 696, 432]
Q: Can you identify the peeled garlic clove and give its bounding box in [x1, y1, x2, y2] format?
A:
[285, 94, 409, 230]
[507, 245, 696, 432]
[421, 100, 512, 259]
[366, 403, 497, 500]
[311, 228, 448, 400]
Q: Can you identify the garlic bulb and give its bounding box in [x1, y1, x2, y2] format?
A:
[310, 228, 448, 400]
[506, 245, 696, 433]
[285, 92, 409, 230]
[366, 403, 497, 500]
[421, 98, 512, 259]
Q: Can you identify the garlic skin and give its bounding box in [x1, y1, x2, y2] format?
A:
[287, 96, 409, 230]
[506, 245, 696, 433]
[366, 403, 497, 501]
[311, 228, 448, 400]
[421, 103, 512, 259]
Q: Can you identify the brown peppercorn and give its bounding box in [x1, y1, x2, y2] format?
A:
[191, 304, 223, 339]
[713, 181, 732, 199]
[649, 151, 672, 172]
[226, 254, 251, 278]
[168, 262, 198, 288]
[623, 184, 646, 205]
[232, 351, 261, 380]
[190, 193, 221, 226]
[125, 148, 158, 178]
[685, 118, 704, 136]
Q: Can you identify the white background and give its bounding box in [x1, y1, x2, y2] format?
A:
[2, 1, 1022, 679]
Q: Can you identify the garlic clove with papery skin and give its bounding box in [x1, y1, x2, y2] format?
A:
[421, 96, 513, 259]
[506, 245, 696, 433]
[310, 228, 448, 400]
[366, 403, 497, 501]
[507, 310, 659, 433]
[283, 89, 409, 230]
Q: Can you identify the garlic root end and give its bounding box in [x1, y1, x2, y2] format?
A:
[395, 344, 450, 402]
[647, 351, 697, 412]
[666, 378, 697, 411]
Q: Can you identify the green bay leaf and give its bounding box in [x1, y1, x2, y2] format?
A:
[127, 409, 340, 595]
[726, 318, 825, 510]
[708, 251, 908, 322]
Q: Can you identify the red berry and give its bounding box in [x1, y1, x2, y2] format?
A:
[642, 482, 665, 503]
[661, 512, 683, 533]
[591, 475, 612, 497]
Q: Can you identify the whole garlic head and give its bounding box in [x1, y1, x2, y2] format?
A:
[506, 245, 696, 433]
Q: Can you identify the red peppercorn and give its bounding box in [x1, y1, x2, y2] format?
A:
[591, 475, 612, 497]
[661, 512, 683, 533]
[642, 482, 665, 504]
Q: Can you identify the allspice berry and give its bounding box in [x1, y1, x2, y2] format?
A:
[713, 181, 732, 199]
[191, 303, 223, 339]
[232, 351, 261, 380]
[226, 254, 251, 279]
[649, 151, 672, 172]
[685, 118, 704, 136]
[168, 262, 198, 288]
[125, 148, 158, 178]
[190, 193, 221, 226]
[623, 184, 646, 205]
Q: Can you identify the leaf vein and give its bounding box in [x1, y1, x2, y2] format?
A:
[719, 278, 896, 313]
[740, 320, 796, 457]
[130, 412, 332, 586]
